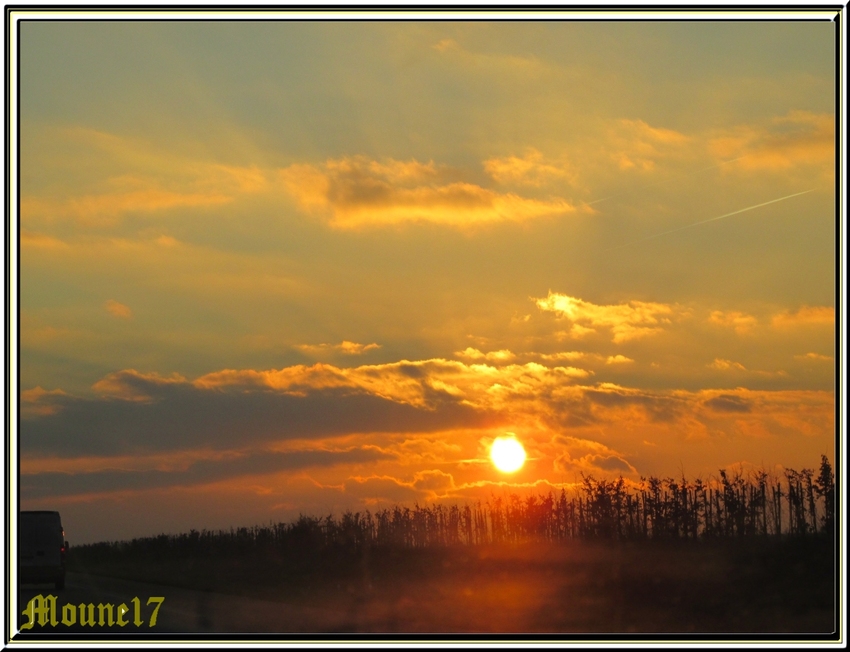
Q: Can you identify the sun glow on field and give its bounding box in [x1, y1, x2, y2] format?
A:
[490, 436, 526, 473]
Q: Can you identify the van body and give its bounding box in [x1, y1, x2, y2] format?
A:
[20, 511, 66, 589]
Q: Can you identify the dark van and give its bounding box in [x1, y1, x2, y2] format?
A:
[20, 511, 67, 590]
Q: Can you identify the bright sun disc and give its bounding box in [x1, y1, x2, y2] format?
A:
[490, 436, 526, 473]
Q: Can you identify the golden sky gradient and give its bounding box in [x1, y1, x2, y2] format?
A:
[16, 16, 836, 543]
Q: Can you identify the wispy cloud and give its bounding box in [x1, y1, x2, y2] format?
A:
[22, 446, 395, 499]
[708, 358, 787, 378]
[20, 230, 70, 249]
[23, 189, 232, 225]
[22, 126, 269, 225]
[298, 341, 381, 356]
[430, 37, 547, 78]
[609, 118, 690, 172]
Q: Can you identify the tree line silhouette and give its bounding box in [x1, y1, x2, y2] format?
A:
[71, 456, 835, 564]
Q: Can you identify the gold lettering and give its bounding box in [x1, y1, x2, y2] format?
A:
[131, 596, 142, 627]
[79, 603, 96, 627]
[146, 597, 164, 627]
[22, 595, 162, 629]
[20, 595, 38, 630]
[46, 594, 58, 626]
[61, 603, 76, 626]
[20, 594, 57, 629]
[116, 603, 129, 627]
[97, 603, 114, 626]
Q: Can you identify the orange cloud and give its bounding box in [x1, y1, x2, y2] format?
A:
[104, 299, 132, 319]
[122, 359, 658, 448]
[20, 230, 69, 249]
[535, 292, 676, 343]
[606, 355, 634, 365]
[483, 148, 573, 187]
[278, 155, 581, 229]
[362, 158, 438, 183]
[155, 235, 180, 247]
[709, 111, 834, 172]
[772, 305, 834, 328]
[21, 387, 69, 417]
[411, 469, 457, 497]
[709, 358, 747, 372]
[795, 352, 833, 362]
[193, 358, 592, 412]
[455, 348, 515, 362]
[555, 324, 596, 340]
[709, 310, 757, 334]
[277, 163, 330, 212]
[539, 351, 585, 361]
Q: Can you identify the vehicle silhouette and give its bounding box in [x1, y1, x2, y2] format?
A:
[20, 511, 67, 590]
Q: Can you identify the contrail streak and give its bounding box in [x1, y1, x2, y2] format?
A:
[605, 188, 815, 251]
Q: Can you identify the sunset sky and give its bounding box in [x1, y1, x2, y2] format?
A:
[16, 16, 837, 543]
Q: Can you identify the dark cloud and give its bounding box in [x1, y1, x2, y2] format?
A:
[21, 447, 394, 499]
[342, 476, 421, 504]
[704, 394, 753, 413]
[548, 399, 600, 428]
[590, 455, 634, 473]
[543, 388, 685, 429]
[397, 363, 426, 379]
[584, 388, 684, 423]
[21, 377, 494, 457]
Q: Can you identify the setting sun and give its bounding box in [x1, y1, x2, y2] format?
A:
[490, 436, 526, 473]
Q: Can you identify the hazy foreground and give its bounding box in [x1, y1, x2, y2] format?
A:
[38, 536, 833, 635]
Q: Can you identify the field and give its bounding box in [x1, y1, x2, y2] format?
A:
[50, 465, 837, 635]
[65, 535, 835, 634]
